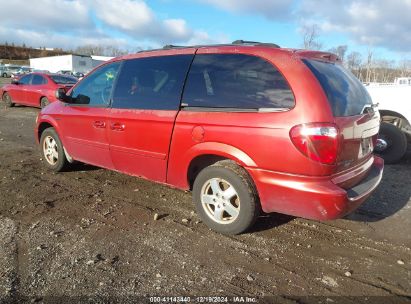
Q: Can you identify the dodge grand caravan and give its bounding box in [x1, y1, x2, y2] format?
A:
[35, 41, 384, 235]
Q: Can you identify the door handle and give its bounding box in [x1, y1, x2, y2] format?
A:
[110, 122, 125, 131]
[93, 121, 106, 128]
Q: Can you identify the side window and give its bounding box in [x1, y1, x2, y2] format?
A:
[32, 75, 46, 85]
[71, 62, 121, 106]
[112, 55, 194, 110]
[19, 74, 32, 85]
[183, 54, 295, 110]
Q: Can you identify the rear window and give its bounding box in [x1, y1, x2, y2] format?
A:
[50, 75, 77, 84]
[32, 74, 47, 85]
[182, 54, 295, 111]
[304, 59, 372, 116]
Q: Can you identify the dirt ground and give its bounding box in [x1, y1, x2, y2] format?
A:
[0, 102, 410, 303]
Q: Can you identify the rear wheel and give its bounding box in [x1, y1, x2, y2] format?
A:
[375, 122, 407, 164]
[2, 73, 7, 78]
[40, 97, 50, 108]
[2, 93, 14, 107]
[40, 128, 69, 172]
[193, 160, 259, 235]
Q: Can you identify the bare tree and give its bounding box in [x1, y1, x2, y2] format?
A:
[398, 59, 411, 77]
[373, 59, 395, 83]
[75, 45, 105, 56]
[104, 46, 127, 57]
[336, 45, 348, 62]
[365, 49, 374, 83]
[346, 51, 362, 78]
[75, 44, 128, 57]
[301, 24, 322, 50]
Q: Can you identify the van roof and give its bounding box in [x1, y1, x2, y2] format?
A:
[112, 40, 341, 64]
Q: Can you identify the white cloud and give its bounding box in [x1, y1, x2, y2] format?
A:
[299, 0, 411, 52]
[0, 0, 92, 31]
[0, 26, 128, 50]
[93, 0, 154, 33]
[0, 0, 221, 50]
[200, 0, 294, 20]
[2, 0, 408, 56]
[92, 0, 213, 44]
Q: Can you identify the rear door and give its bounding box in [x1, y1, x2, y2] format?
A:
[304, 59, 380, 172]
[11, 74, 32, 103]
[59, 61, 121, 169]
[109, 53, 194, 183]
[29, 74, 48, 106]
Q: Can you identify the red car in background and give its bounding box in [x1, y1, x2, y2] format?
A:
[1, 73, 77, 108]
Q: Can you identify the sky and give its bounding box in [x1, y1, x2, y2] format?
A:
[0, 0, 410, 62]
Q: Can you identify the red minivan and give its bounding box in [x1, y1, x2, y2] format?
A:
[34, 41, 383, 234]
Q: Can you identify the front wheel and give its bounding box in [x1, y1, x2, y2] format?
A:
[193, 160, 259, 235]
[40, 128, 69, 172]
[375, 122, 407, 164]
[40, 97, 50, 108]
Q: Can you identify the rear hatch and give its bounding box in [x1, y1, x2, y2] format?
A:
[303, 59, 380, 173]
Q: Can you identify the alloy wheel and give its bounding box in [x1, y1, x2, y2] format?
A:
[200, 178, 240, 224]
[43, 136, 59, 165]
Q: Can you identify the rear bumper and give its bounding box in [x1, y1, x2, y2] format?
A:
[247, 156, 384, 220]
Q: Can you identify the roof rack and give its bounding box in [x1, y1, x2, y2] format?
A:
[162, 44, 185, 50]
[139, 40, 281, 53]
[232, 40, 280, 48]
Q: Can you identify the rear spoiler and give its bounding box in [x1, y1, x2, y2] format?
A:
[295, 50, 342, 63]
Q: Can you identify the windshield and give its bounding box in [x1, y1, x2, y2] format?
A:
[50, 75, 77, 84]
[304, 59, 372, 117]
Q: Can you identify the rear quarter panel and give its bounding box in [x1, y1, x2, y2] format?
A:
[166, 47, 337, 189]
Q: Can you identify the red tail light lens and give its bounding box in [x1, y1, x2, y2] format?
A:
[290, 123, 340, 165]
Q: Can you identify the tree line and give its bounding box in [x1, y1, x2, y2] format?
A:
[0, 42, 131, 60]
[2, 36, 410, 83]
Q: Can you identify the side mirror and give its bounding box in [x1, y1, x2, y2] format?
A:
[55, 88, 69, 102]
[76, 94, 90, 105]
[11, 79, 19, 85]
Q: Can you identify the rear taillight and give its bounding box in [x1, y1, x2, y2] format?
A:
[290, 123, 340, 165]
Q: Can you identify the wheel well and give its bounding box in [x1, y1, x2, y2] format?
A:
[187, 155, 228, 189]
[379, 110, 408, 122]
[380, 110, 410, 125]
[37, 122, 54, 141]
[379, 110, 411, 139]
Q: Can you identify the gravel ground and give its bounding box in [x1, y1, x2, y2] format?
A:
[0, 77, 11, 86]
[0, 104, 410, 304]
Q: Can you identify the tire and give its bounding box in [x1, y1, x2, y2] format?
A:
[193, 160, 259, 235]
[375, 122, 407, 164]
[40, 128, 69, 172]
[2, 93, 14, 107]
[40, 97, 50, 108]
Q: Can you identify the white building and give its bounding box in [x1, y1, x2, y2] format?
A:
[29, 54, 114, 74]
